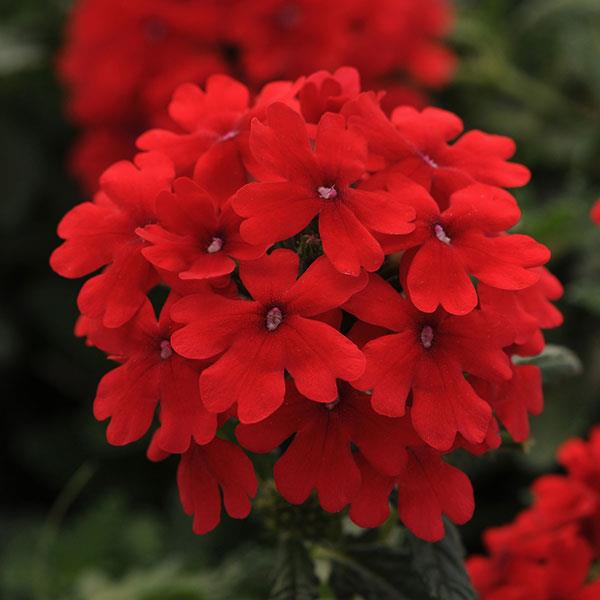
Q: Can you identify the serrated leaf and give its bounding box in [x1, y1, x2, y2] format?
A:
[515, 344, 583, 381]
[327, 540, 429, 600]
[326, 521, 476, 600]
[407, 521, 477, 600]
[269, 539, 319, 600]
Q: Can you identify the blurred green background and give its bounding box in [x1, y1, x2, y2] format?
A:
[1, 0, 599, 598]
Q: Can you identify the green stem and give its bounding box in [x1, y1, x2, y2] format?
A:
[33, 462, 96, 600]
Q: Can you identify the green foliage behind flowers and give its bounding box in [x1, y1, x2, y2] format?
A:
[1, 492, 274, 600]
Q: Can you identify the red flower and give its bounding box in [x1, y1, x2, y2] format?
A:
[380, 179, 550, 314]
[532, 476, 598, 534]
[50, 152, 174, 327]
[226, 0, 354, 84]
[591, 199, 600, 225]
[455, 417, 502, 456]
[60, 1, 456, 187]
[232, 103, 416, 275]
[479, 267, 563, 355]
[468, 534, 595, 600]
[226, 0, 455, 89]
[236, 381, 409, 512]
[137, 75, 301, 196]
[298, 66, 363, 124]
[469, 527, 595, 600]
[51, 60, 562, 542]
[59, 0, 226, 190]
[344, 94, 531, 201]
[468, 427, 600, 600]
[577, 581, 600, 600]
[171, 250, 367, 423]
[349, 447, 474, 541]
[472, 364, 543, 443]
[59, 0, 223, 124]
[81, 295, 216, 453]
[558, 428, 600, 552]
[345, 0, 455, 89]
[137, 177, 267, 280]
[149, 435, 257, 535]
[344, 274, 513, 449]
[68, 127, 137, 193]
[559, 427, 600, 491]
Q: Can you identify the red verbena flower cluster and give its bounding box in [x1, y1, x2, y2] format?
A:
[58, 0, 455, 191]
[591, 199, 600, 226]
[51, 68, 560, 541]
[467, 427, 600, 600]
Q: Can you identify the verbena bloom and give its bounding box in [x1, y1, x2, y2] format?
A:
[591, 199, 600, 225]
[467, 427, 600, 600]
[137, 177, 268, 280]
[149, 433, 258, 535]
[343, 95, 531, 202]
[232, 104, 416, 275]
[170, 250, 367, 423]
[51, 68, 560, 540]
[349, 447, 474, 542]
[137, 75, 302, 191]
[58, 0, 455, 191]
[378, 180, 550, 314]
[80, 295, 216, 453]
[50, 152, 174, 327]
[236, 381, 410, 512]
[344, 274, 513, 450]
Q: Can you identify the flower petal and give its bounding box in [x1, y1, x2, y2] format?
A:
[319, 203, 384, 275]
[406, 239, 477, 315]
[412, 352, 492, 450]
[283, 315, 365, 403]
[200, 330, 286, 422]
[239, 249, 299, 304]
[233, 181, 320, 246]
[286, 255, 367, 317]
[154, 356, 217, 453]
[397, 447, 474, 542]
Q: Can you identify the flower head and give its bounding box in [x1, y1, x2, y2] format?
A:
[232, 104, 416, 275]
[467, 427, 600, 599]
[171, 250, 367, 423]
[51, 67, 561, 542]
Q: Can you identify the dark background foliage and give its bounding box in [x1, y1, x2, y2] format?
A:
[1, 0, 599, 598]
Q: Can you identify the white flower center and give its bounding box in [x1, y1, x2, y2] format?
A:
[219, 130, 239, 143]
[420, 326, 434, 349]
[265, 307, 284, 331]
[206, 237, 224, 254]
[434, 224, 451, 245]
[160, 340, 173, 360]
[317, 185, 338, 200]
[420, 152, 439, 168]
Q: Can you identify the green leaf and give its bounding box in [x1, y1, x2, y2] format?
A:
[325, 522, 476, 600]
[515, 344, 583, 381]
[269, 539, 319, 600]
[407, 522, 477, 600]
[327, 540, 429, 600]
